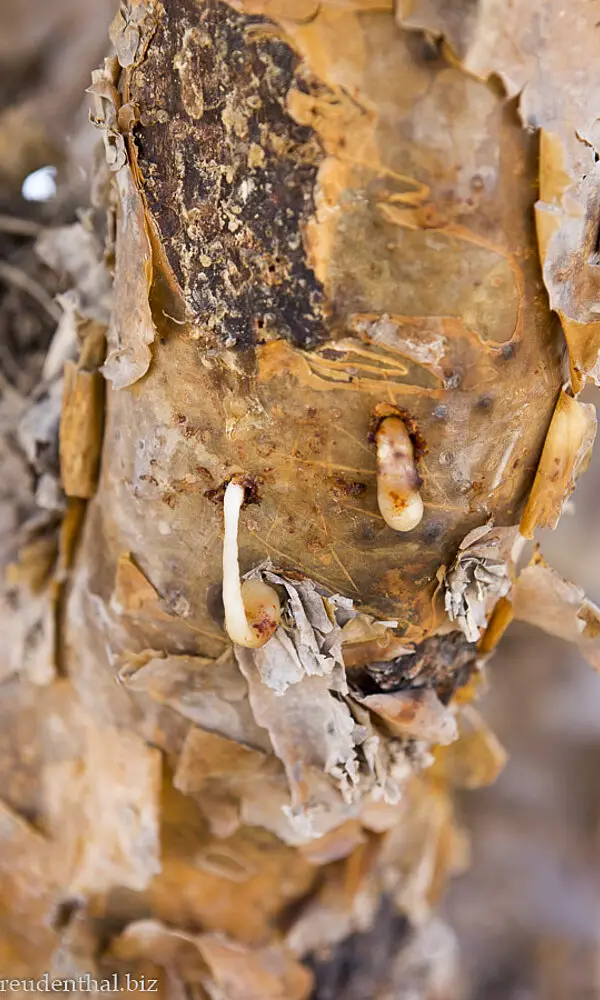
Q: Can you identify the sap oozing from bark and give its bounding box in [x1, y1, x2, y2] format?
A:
[74, 0, 563, 673]
[375, 417, 424, 532]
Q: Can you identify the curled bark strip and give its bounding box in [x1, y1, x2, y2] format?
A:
[520, 390, 596, 539]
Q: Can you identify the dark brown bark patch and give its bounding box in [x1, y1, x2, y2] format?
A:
[349, 630, 479, 703]
[307, 897, 409, 1000]
[130, 0, 328, 351]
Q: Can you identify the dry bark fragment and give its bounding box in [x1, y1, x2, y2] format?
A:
[59, 360, 104, 498]
[118, 647, 270, 749]
[44, 711, 162, 896]
[102, 165, 156, 389]
[147, 783, 316, 944]
[173, 725, 271, 836]
[377, 778, 468, 926]
[443, 524, 517, 642]
[510, 549, 600, 672]
[431, 706, 507, 790]
[520, 390, 596, 538]
[110, 919, 313, 1000]
[0, 799, 60, 976]
[356, 688, 458, 746]
[111, 552, 175, 619]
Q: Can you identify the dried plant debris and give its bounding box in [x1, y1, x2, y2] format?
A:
[237, 641, 377, 836]
[2, 218, 109, 493]
[535, 131, 600, 395]
[477, 545, 600, 673]
[173, 726, 274, 837]
[0, 589, 56, 686]
[0, 208, 110, 694]
[377, 779, 468, 927]
[342, 614, 413, 671]
[0, 214, 112, 700]
[286, 838, 386, 959]
[117, 564, 469, 851]
[443, 523, 517, 642]
[0, 210, 66, 397]
[17, 377, 63, 481]
[88, 57, 129, 173]
[0, 798, 59, 974]
[510, 549, 600, 672]
[35, 222, 112, 325]
[520, 389, 596, 538]
[25, 224, 111, 507]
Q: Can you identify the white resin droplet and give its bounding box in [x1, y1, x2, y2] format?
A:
[222, 480, 280, 647]
[376, 417, 424, 532]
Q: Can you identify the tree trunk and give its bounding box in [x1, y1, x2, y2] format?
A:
[3, 1, 600, 997]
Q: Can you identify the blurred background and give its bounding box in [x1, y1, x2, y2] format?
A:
[1, 1, 599, 997]
[443, 437, 600, 1000]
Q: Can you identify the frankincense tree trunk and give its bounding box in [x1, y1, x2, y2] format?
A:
[3, 0, 600, 997]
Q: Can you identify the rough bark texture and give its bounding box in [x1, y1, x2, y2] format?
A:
[3, 0, 600, 997]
